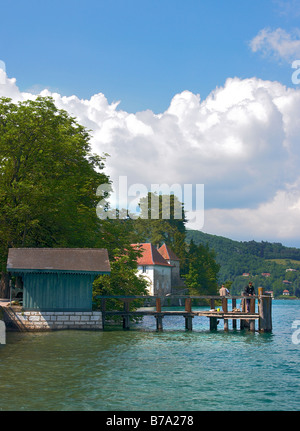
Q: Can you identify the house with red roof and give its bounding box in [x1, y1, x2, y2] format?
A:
[132, 243, 182, 296]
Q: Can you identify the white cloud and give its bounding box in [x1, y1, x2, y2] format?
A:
[0, 60, 6, 73]
[197, 184, 300, 243]
[250, 27, 300, 62]
[1, 70, 300, 243]
[274, 0, 300, 18]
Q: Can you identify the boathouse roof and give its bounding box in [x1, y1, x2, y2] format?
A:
[7, 248, 111, 275]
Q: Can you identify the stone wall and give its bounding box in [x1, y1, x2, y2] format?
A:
[137, 265, 173, 296]
[153, 265, 172, 296]
[0, 319, 5, 344]
[2, 307, 102, 331]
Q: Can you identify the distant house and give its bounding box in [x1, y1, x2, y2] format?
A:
[262, 273, 271, 277]
[286, 268, 297, 272]
[283, 289, 290, 296]
[283, 280, 292, 285]
[242, 273, 250, 277]
[132, 243, 182, 296]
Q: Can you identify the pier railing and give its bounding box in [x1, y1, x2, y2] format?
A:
[95, 292, 272, 332]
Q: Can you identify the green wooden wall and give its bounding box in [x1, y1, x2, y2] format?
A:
[22, 272, 95, 311]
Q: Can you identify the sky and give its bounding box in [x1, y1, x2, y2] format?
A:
[1, 0, 300, 247]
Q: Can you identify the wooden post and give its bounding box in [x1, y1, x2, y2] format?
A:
[222, 297, 228, 331]
[232, 298, 237, 329]
[101, 298, 106, 330]
[221, 297, 228, 313]
[185, 315, 193, 331]
[210, 317, 218, 331]
[123, 299, 130, 330]
[223, 319, 229, 331]
[209, 298, 216, 330]
[184, 298, 193, 330]
[156, 297, 161, 313]
[249, 319, 255, 332]
[240, 297, 245, 330]
[155, 314, 163, 331]
[155, 298, 163, 330]
[249, 297, 256, 332]
[210, 297, 218, 330]
[259, 294, 272, 332]
[258, 287, 263, 333]
[250, 297, 255, 313]
[185, 298, 192, 313]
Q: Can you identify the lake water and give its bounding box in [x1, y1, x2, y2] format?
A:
[0, 300, 299, 411]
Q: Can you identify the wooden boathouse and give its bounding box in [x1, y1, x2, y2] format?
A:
[7, 248, 111, 311]
[98, 290, 272, 333]
[4, 248, 111, 331]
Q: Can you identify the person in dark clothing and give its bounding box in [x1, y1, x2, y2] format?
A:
[243, 282, 255, 312]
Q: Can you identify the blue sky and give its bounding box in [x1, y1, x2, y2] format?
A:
[1, 0, 300, 247]
[1, 0, 299, 112]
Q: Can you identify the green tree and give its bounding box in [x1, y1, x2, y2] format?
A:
[0, 96, 109, 295]
[0, 96, 156, 302]
[183, 240, 220, 295]
[93, 216, 149, 313]
[134, 192, 188, 273]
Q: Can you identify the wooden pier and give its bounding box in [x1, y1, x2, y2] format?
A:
[96, 290, 272, 333]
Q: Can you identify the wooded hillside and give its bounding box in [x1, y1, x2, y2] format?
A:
[186, 229, 300, 297]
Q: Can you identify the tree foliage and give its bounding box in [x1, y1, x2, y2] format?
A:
[0, 96, 108, 271]
[182, 240, 220, 295]
[0, 96, 222, 301]
[134, 192, 189, 272]
[93, 216, 149, 306]
[186, 229, 300, 297]
[133, 193, 220, 294]
[0, 96, 152, 300]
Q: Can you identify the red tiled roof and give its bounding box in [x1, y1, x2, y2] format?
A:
[157, 243, 179, 261]
[131, 243, 172, 267]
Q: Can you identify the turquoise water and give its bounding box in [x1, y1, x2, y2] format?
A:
[0, 300, 299, 411]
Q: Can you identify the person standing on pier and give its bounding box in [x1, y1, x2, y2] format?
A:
[219, 284, 229, 296]
[243, 282, 255, 312]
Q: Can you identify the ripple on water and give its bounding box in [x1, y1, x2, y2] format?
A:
[1, 301, 300, 411]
